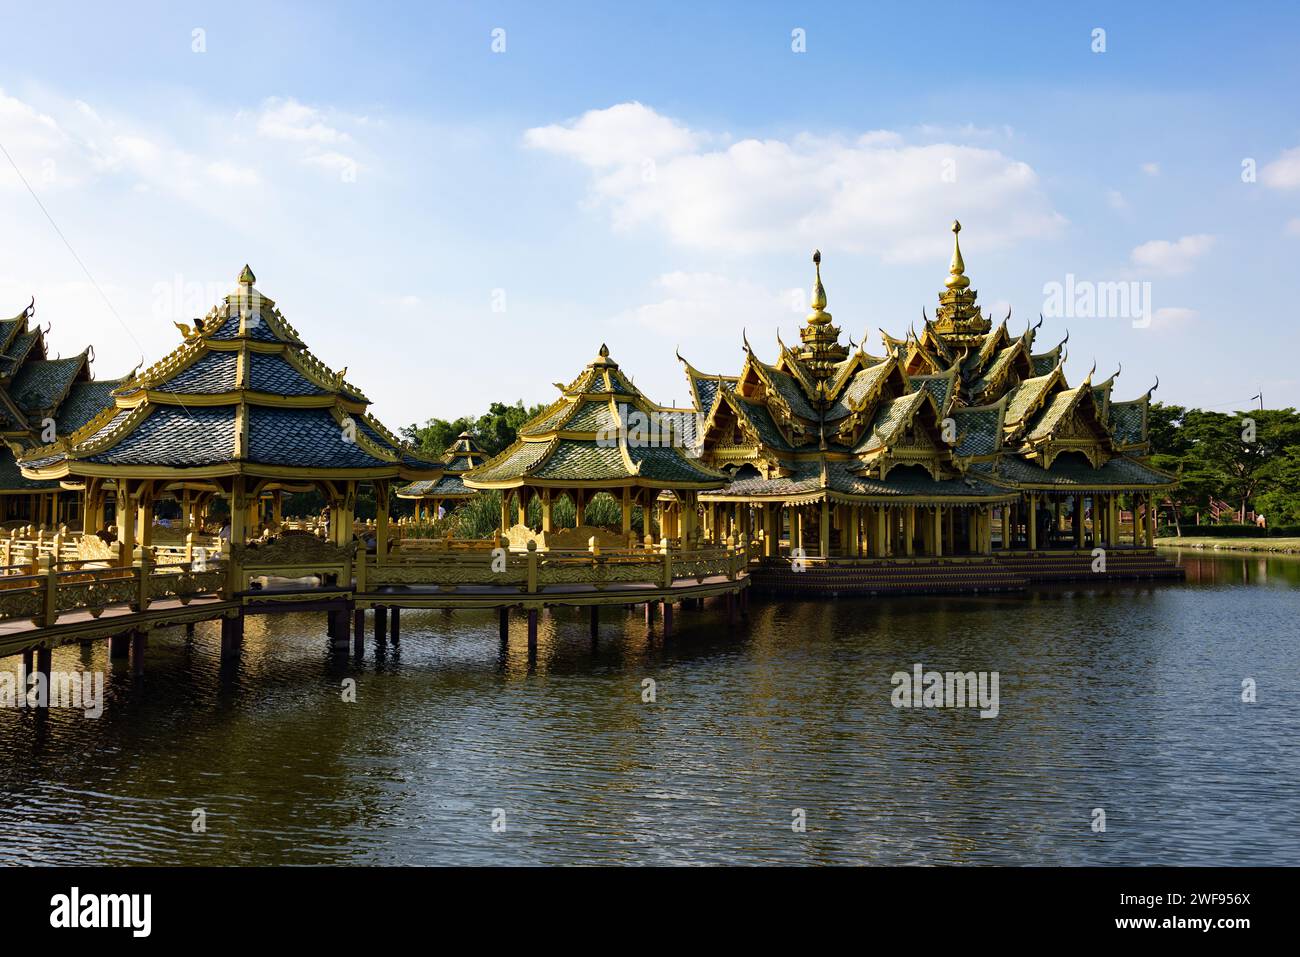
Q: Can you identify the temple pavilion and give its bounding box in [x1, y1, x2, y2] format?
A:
[676, 222, 1176, 561]
[0, 299, 124, 527]
[463, 344, 726, 547]
[395, 430, 489, 521]
[18, 266, 443, 563]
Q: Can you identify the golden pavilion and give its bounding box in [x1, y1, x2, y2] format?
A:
[19, 266, 443, 565]
[675, 223, 1176, 574]
[0, 298, 124, 527]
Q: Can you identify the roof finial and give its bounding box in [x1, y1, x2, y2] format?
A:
[945, 220, 969, 290]
[806, 249, 832, 324]
[238, 264, 256, 286]
[598, 343, 609, 358]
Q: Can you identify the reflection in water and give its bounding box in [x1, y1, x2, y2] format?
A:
[1, 549, 1297, 865]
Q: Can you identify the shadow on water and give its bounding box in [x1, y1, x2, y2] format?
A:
[1, 549, 1297, 865]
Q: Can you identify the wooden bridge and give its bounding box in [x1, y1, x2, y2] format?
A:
[0, 533, 751, 683]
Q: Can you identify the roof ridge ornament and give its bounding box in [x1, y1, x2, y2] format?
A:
[945, 221, 969, 290]
[238, 264, 256, 286]
[806, 249, 832, 325]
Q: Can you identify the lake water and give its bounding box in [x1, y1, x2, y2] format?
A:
[2, 548, 1297, 865]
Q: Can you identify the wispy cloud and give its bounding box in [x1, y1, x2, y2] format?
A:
[1130, 234, 1214, 275]
[525, 101, 1065, 262]
[1262, 146, 1300, 190]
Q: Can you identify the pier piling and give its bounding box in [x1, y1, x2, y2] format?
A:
[110, 632, 130, 659]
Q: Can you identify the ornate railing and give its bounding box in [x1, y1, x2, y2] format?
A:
[0, 551, 225, 629]
[361, 540, 748, 593]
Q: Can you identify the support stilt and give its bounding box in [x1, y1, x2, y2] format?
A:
[390, 607, 400, 643]
[221, 613, 244, 656]
[589, 605, 599, 639]
[131, 630, 147, 675]
[498, 607, 509, 643]
[662, 600, 673, 638]
[527, 608, 538, 649]
[110, 632, 130, 659]
[353, 609, 365, 656]
[375, 606, 388, 643]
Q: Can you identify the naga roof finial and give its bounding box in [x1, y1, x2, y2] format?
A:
[238, 264, 256, 285]
[945, 220, 970, 290]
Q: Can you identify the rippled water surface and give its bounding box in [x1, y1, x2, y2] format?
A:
[2, 549, 1298, 865]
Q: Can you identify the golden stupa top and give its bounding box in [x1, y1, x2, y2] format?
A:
[806, 249, 832, 325]
[945, 221, 970, 290]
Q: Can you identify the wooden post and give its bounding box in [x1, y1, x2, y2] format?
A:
[37, 554, 58, 628]
[220, 613, 243, 656]
[1027, 494, 1038, 550]
[499, 607, 509, 643]
[35, 645, 52, 694]
[662, 600, 673, 638]
[132, 546, 154, 612]
[375, 605, 389, 643]
[933, 506, 943, 558]
[131, 629, 147, 676]
[110, 632, 130, 659]
[353, 608, 365, 655]
[527, 608, 538, 649]
[390, 606, 400, 642]
[375, 481, 390, 564]
[589, 604, 599, 638]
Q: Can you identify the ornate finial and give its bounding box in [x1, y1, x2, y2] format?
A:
[238, 264, 256, 285]
[598, 343, 609, 358]
[807, 249, 831, 324]
[945, 220, 969, 290]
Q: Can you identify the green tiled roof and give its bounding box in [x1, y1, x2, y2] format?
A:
[1025, 387, 1088, 442]
[708, 459, 1012, 500]
[1108, 398, 1147, 446]
[950, 406, 1002, 458]
[909, 372, 955, 413]
[8, 355, 86, 414]
[855, 391, 928, 454]
[826, 361, 893, 421]
[56, 378, 127, 437]
[971, 453, 1174, 489]
[763, 365, 819, 420]
[1004, 373, 1058, 427]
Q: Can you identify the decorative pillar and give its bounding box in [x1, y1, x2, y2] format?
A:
[621, 486, 632, 536]
[1027, 494, 1038, 550]
[818, 499, 830, 558]
[541, 489, 553, 533]
[904, 506, 915, 557]
[1145, 493, 1156, 547]
[374, 480, 390, 564]
[932, 506, 943, 558]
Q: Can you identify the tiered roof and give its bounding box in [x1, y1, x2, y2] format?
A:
[464, 345, 727, 491]
[0, 299, 124, 492]
[396, 431, 489, 501]
[678, 223, 1175, 503]
[19, 267, 440, 483]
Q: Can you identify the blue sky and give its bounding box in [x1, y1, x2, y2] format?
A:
[2, 0, 1299, 428]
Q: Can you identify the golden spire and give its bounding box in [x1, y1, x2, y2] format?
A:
[945, 221, 969, 290]
[806, 249, 832, 325]
[238, 264, 256, 286]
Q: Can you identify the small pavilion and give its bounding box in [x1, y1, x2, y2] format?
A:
[395, 431, 488, 522]
[19, 266, 442, 566]
[463, 344, 727, 547]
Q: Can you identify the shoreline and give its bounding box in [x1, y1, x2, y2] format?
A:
[1156, 536, 1300, 554]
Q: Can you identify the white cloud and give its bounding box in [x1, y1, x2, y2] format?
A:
[256, 97, 350, 144]
[1261, 147, 1300, 190]
[1285, 217, 1300, 237]
[1130, 234, 1215, 275]
[206, 160, 260, 186]
[1141, 162, 1160, 176]
[525, 102, 1064, 261]
[1106, 189, 1128, 212]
